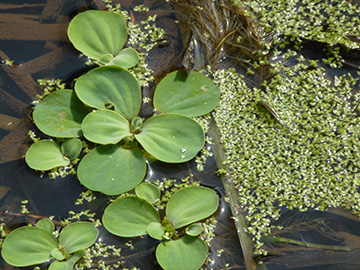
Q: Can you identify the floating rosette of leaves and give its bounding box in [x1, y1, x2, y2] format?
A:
[1, 219, 98, 270]
[102, 185, 219, 270]
[68, 10, 139, 68]
[75, 66, 220, 195]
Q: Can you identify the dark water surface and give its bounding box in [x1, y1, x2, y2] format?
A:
[1, 1, 360, 270]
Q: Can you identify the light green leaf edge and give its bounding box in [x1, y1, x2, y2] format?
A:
[25, 140, 70, 171]
[103, 196, 160, 237]
[75, 66, 141, 120]
[166, 186, 219, 229]
[68, 10, 127, 62]
[154, 70, 220, 117]
[135, 114, 205, 163]
[82, 110, 131, 145]
[77, 145, 146, 195]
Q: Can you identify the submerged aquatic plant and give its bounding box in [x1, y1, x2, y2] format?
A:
[102, 185, 219, 270]
[1, 219, 98, 270]
[25, 66, 220, 195]
[68, 10, 139, 68]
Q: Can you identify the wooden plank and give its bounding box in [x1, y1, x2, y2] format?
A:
[0, 114, 21, 131]
[0, 116, 32, 164]
[0, 22, 68, 41]
[40, 0, 66, 23]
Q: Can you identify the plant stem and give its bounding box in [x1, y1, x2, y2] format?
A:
[262, 236, 351, 251]
[208, 120, 261, 270]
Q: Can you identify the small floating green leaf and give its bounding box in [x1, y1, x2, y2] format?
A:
[82, 110, 131, 145]
[33, 89, 89, 138]
[36, 219, 55, 233]
[108, 47, 139, 68]
[135, 114, 204, 163]
[147, 222, 164, 240]
[59, 222, 98, 254]
[67, 10, 127, 64]
[49, 250, 86, 270]
[75, 66, 141, 119]
[1, 226, 57, 267]
[25, 140, 70, 171]
[166, 186, 219, 229]
[185, 223, 203, 236]
[156, 235, 208, 270]
[103, 196, 160, 237]
[135, 182, 160, 204]
[77, 145, 146, 195]
[51, 248, 65, 261]
[61, 138, 82, 160]
[154, 70, 220, 117]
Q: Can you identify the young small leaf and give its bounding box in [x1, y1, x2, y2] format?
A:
[185, 223, 203, 236]
[33, 89, 90, 138]
[51, 248, 65, 261]
[61, 138, 82, 160]
[156, 235, 208, 270]
[49, 250, 86, 270]
[147, 222, 164, 240]
[135, 114, 204, 163]
[75, 66, 141, 119]
[77, 145, 146, 195]
[166, 186, 219, 229]
[103, 196, 160, 237]
[59, 222, 98, 254]
[154, 70, 220, 117]
[82, 110, 131, 145]
[1, 226, 57, 267]
[108, 47, 139, 68]
[25, 140, 70, 171]
[135, 182, 160, 204]
[36, 219, 55, 233]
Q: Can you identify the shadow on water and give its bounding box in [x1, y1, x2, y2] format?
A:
[1, 0, 360, 270]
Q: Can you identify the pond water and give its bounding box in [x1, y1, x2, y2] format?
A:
[0, 0, 360, 270]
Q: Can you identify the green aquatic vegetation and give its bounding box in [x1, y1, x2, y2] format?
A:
[26, 66, 220, 195]
[102, 185, 219, 270]
[25, 138, 82, 171]
[1, 219, 98, 270]
[211, 61, 360, 255]
[68, 10, 139, 68]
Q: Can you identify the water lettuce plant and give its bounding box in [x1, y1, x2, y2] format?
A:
[102, 185, 219, 270]
[1, 219, 98, 270]
[68, 10, 139, 68]
[25, 65, 220, 196]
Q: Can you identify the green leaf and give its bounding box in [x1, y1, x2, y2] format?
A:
[147, 222, 164, 240]
[1, 226, 57, 267]
[49, 250, 86, 270]
[61, 138, 82, 160]
[59, 222, 98, 254]
[77, 145, 146, 195]
[103, 196, 160, 237]
[154, 70, 220, 117]
[135, 182, 160, 204]
[82, 110, 131, 145]
[135, 114, 205, 163]
[51, 248, 65, 260]
[166, 186, 219, 229]
[25, 140, 70, 171]
[36, 219, 55, 233]
[108, 47, 139, 68]
[156, 236, 208, 270]
[68, 10, 127, 63]
[33, 89, 90, 137]
[75, 66, 141, 119]
[185, 223, 203, 236]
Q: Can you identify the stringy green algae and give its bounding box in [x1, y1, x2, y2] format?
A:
[212, 58, 360, 254]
